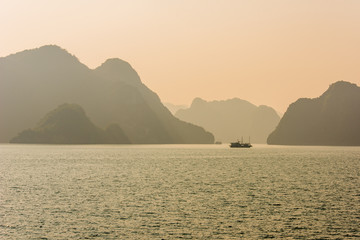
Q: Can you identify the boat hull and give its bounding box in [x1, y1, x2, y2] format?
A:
[229, 142, 252, 148]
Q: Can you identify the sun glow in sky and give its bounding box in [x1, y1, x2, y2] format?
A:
[1, 0, 359, 112]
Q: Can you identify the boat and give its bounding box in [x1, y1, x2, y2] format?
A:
[230, 141, 252, 148]
[230, 137, 252, 148]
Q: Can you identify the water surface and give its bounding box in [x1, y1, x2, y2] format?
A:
[1, 144, 359, 239]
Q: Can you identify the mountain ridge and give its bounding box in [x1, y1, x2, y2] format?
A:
[10, 103, 130, 144]
[267, 81, 360, 146]
[0, 45, 214, 144]
[175, 97, 280, 143]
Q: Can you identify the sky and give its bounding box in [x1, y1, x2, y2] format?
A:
[1, 0, 359, 112]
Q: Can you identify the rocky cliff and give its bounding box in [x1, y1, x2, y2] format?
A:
[267, 81, 360, 146]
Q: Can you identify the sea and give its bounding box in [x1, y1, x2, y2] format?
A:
[0, 144, 359, 239]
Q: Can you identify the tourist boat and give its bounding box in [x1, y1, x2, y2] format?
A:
[230, 137, 252, 148]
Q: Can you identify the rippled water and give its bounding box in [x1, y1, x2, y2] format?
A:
[0, 144, 359, 239]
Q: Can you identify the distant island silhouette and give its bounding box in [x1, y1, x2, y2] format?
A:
[0, 45, 214, 144]
[164, 102, 188, 115]
[11, 104, 130, 144]
[175, 98, 280, 143]
[268, 81, 360, 146]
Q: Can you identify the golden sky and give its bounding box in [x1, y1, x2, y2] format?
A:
[1, 0, 359, 112]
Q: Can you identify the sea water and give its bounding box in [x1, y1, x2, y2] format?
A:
[0, 144, 359, 239]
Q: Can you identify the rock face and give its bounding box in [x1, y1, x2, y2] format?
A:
[175, 98, 280, 143]
[267, 81, 360, 146]
[0, 45, 214, 144]
[10, 104, 130, 144]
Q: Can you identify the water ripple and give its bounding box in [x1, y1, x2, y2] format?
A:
[0, 144, 359, 239]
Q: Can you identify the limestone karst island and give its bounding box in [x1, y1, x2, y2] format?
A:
[1, 46, 359, 146]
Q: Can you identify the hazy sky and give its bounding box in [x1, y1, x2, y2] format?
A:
[1, 0, 359, 112]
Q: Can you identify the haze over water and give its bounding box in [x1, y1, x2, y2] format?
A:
[2, 1, 360, 112]
[1, 144, 359, 239]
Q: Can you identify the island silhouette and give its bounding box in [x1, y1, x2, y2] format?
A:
[2, 46, 359, 146]
[176, 98, 280, 143]
[0, 45, 214, 144]
[268, 81, 360, 146]
[11, 103, 130, 144]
